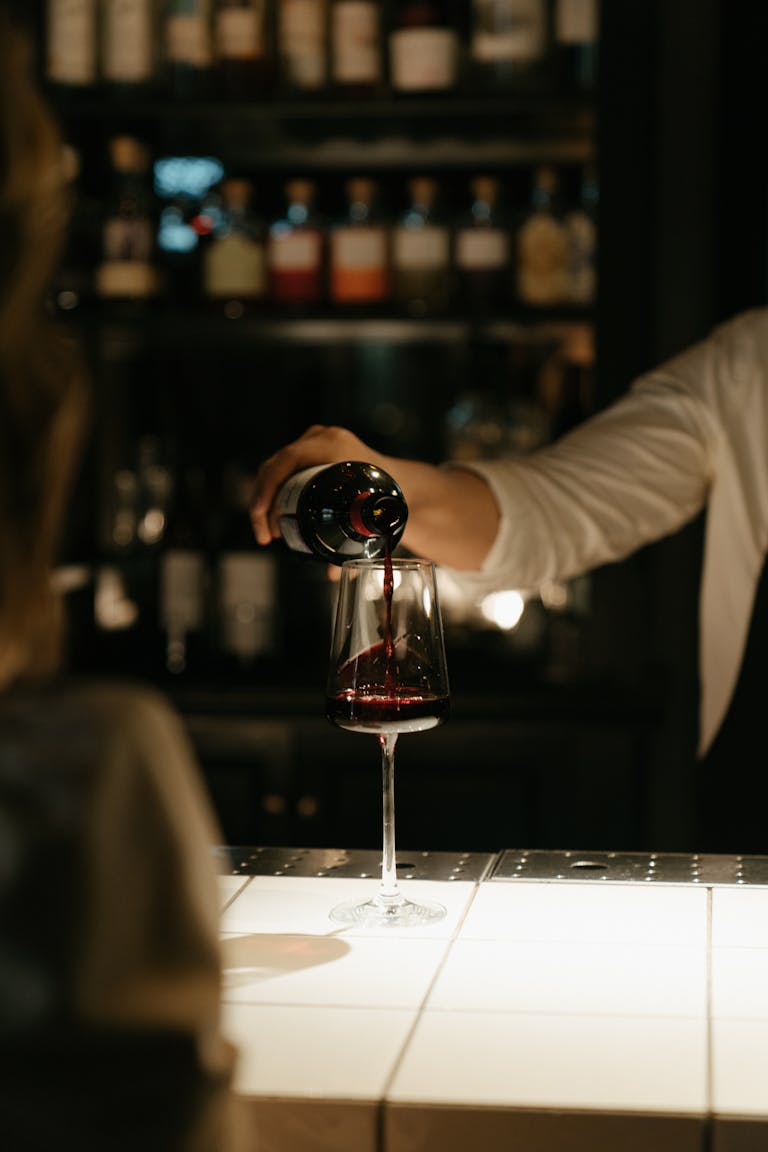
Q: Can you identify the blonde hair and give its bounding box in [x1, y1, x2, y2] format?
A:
[0, 9, 89, 691]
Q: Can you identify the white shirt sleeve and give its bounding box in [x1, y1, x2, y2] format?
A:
[443, 308, 768, 755]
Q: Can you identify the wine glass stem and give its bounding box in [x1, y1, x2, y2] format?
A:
[379, 733, 400, 898]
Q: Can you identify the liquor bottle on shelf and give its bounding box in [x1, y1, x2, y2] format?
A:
[214, 0, 276, 97]
[46, 0, 99, 89]
[553, 0, 598, 93]
[159, 464, 211, 677]
[329, 177, 390, 307]
[95, 135, 162, 302]
[515, 164, 569, 308]
[101, 0, 159, 93]
[564, 163, 598, 305]
[268, 178, 325, 306]
[329, 0, 383, 96]
[276, 0, 328, 93]
[391, 176, 452, 316]
[275, 461, 408, 563]
[468, 0, 549, 92]
[203, 178, 267, 316]
[453, 175, 511, 313]
[163, 0, 214, 98]
[216, 465, 278, 669]
[388, 0, 460, 96]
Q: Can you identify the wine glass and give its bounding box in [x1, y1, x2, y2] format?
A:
[326, 557, 450, 927]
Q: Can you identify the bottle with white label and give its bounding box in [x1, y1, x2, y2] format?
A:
[101, 0, 159, 92]
[329, 178, 390, 307]
[454, 175, 511, 313]
[46, 0, 99, 88]
[554, 0, 598, 93]
[214, 0, 276, 97]
[164, 0, 214, 98]
[268, 179, 325, 306]
[469, 0, 549, 91]
[389, 0, 459, 96]
[329, 0, 383, 96]
[277, 0, 328, 93]
[391, 176, 452, 316]
[203, 178, 267, 314]
[515, 164, 569, 308]
[564, 163, 598, 304]
[95, 136, 161, 302]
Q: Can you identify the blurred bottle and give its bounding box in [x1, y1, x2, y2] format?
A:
[329, 177, 390, 307]
[101, 0, 160, 93]
[277, 0, 328, 93]
[553, 0, 598, 93]
[203, 178, 267, 315]
[159, 465, 211, 677]
[46, 0, 99, 89]
[468, 0, 549, 91]
[164, 0, 214, 98]
[389, 0, 459, 96]
[216, 466, 278, 669]
[329, 0, 383, 96]
[214, 0, 276, 97]
[537, 323, 595, 440]
[515, 164, 569, 307]
[391, 176, 452, 316]
[95, 135, 161, 302]
[453, 175, 511, 313]
[268, 178, 325, 306]
[564, 163, 598, 305]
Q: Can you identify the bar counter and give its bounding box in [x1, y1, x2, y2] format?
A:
[218, 847, 768, 1152]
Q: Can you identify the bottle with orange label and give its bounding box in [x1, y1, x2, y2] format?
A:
[329, 178, 390, 308]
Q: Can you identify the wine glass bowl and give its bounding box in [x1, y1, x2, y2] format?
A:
[326, 557, 449, 927]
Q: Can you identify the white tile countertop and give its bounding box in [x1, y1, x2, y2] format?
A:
[217, 849, 768, 1152]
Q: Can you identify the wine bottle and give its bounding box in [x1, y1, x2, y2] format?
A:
[95, 135, 161, 302]
[159, 465, 211, 676]
[329, 0, 383, 96]
[388, 0, 459, 96]
[391, 176, 452, 316]
[164, 0, 214, 98]
[453, 175, 511, 313]
[515, 164, 569, 307]
[329, 177, 390, 307]
[203, 178, 267, 315]
[268, 178, 325, 306]
[275, 461, 408, 563]
[214, 0, 276, 97]
[564, 163, 598, 305]
[46, 0, 99, 89]
[101, 0, 159, 93]
[469, 0, 549, 92]
[277, 0, 328, 93]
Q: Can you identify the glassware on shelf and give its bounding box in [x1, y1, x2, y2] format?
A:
[327, 557, 450, 927]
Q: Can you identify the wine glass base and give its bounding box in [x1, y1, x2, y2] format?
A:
[329, 893, 446, 928]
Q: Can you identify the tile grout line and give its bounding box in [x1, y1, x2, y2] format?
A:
[376, 880, 483, 1151]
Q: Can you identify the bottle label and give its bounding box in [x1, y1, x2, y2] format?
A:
[517, 215, 569, 305]
[279, 0, 326, 88]
[216, 5, 265, 58]
[391, 225, 450, 270]
[471, 0, 546, 63]
[96, 260, 160, 298]
[455, 228, 509, 270]
[103, 0, 154, 83]
[555, 0, 597, 43]
[330, 227, 388, 300]
[47, 0, 98, 85]
[275, 465, 325, 554]
[269, 230, 323, 272]
[160, 550, 206, 630]
[332, 1, 380, 84]
[205, 234, 267, 297]
[166, 15, 212, 66]
[389, 28, 457, 91]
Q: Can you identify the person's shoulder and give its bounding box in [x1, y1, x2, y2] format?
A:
[711, 307, 768, 343]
